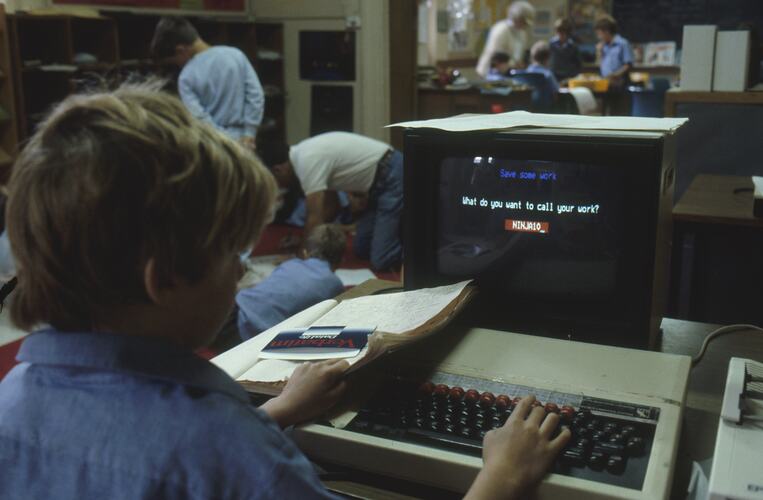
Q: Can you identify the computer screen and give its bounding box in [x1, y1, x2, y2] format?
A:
[438, 157, 625, 300]
[403, 129, 674, 348]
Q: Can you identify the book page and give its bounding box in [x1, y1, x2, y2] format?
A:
[211, 299, 337, 379]
[311, 280, 471, 334]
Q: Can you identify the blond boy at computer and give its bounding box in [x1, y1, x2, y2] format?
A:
[0, 84, 569, 499]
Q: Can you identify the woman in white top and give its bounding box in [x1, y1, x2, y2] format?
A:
[476, 1, 536, 78]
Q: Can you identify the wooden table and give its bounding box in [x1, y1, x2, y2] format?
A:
[673, 174, 763, 228]
[664, 89, 763, 117]
[670, 174, 763, 323]
[318, 280, 763, 499]
[417, 86, 532, 119]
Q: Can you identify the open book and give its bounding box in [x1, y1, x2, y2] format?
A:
[212, 281, 474, 395]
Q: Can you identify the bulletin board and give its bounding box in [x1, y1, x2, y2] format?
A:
[52, 0, 246, 13]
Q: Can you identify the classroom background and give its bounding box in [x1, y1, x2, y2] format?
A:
[0, 0, 762, 368]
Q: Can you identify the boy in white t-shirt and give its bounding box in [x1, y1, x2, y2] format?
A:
[267, 132, 403, 271]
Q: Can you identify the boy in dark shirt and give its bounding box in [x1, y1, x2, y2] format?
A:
[549, 18, 582, 81]
[0, 85, 569, 499]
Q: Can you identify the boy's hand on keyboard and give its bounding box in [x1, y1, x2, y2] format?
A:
[466, 395, 571, 500]
[260, 359, 349, 429]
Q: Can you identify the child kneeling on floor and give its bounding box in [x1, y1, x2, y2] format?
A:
[237, 224, 346, 341]
[0, 84, 569, 499]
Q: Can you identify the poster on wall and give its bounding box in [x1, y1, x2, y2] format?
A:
[52, 0, 245, 11]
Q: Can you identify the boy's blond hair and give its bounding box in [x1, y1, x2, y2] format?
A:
[6, 83, 277, 331]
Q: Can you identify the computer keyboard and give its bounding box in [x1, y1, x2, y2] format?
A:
[342, 372, 658, 491]
[292, 327, 689, 499]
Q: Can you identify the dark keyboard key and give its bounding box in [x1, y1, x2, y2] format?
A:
[576, 438, 592, 450]
[626, 436, 645, 456]
[607, 455, 626, 475]
[574, 409, 591, 421]
[603, 422, 619, 434]
[588, 451, 606, 470]
[488, 416, 501, 429]
[406, 428, 482, 456]
[593, 442, 625, 456]
[592, 430, 609, 442]
[609, 433, 625, 445]
[560, 447, 586, 467]
[621, 425, 636, 439]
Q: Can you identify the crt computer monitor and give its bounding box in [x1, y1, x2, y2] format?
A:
[403, 127, 675, 349]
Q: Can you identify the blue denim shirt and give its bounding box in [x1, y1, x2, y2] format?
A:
[0, 329, 334, 499]
[600, 35, 634, 77]
[179, 46, 264, 140]
[526, 63, 560, 94]
[237, 258, 344, 340]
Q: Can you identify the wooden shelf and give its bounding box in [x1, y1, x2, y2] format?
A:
[0, 5, 18, 181]
[7, 13, 286, 148]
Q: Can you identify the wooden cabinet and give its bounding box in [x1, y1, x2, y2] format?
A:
[9, 13, 285, 148]
[253, 22, 285, 147]
[0, 5, 19, 183]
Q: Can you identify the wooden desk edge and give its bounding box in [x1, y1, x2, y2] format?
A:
[664, 90, 763, 117]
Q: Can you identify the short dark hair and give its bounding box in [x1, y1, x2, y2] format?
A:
[258, 141, 290, 169]
[303, 225, 346, 268]
[531, 41, 551, 64]
[150, 17, 199, 60]
[490, 52, 510, 67]
[594, 15, 618, 35]
[555, 18, 573, 36]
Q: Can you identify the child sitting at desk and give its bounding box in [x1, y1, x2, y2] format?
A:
[0, 84, 569, 499]
[486, 51, 512, 81]
[527, 40, 561, 98]
[237, 224, 346, 341]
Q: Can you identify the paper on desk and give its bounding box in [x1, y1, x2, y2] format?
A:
[387, 110, 687, 133]
[236, 280, 473, 383]
[335, 268, 376, 287]
[312, 280, 470, 334]
[211, 299, 337, 379]
[752, 176, 763, 198]
[567, 87, 598, 115]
